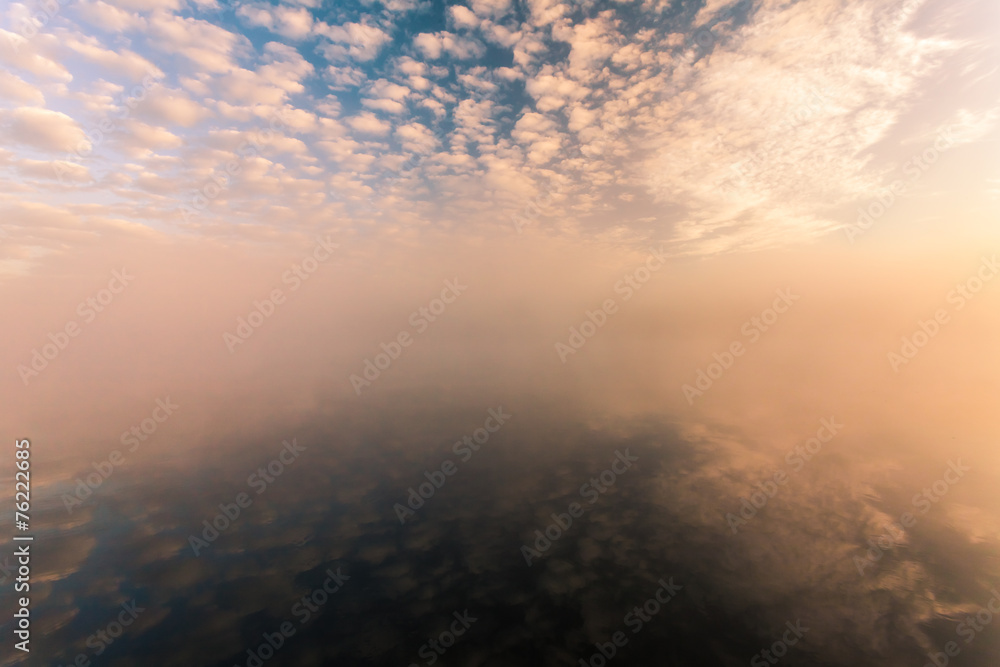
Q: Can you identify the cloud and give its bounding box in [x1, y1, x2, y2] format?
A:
[360, 79, 411, 114]
[395, 122, 438, 153]
[470, 0, 511, 19]
[215, 67, 289, 106]
[325, 65, 367, 90]
[136, 87, 212, 127]
[693, 0, 742, 26]
[553, 15, 620, 78]
[316, 22, 392, 61]
[943, 105, 1000, 146]
[640, 0, 959, 255]
[413, 31, 486, 60]
[0, 29, 73, 81]
[117, 120, 184, 153]
[524, 0, 568, 28]
[3, 107, 89, 153]
[102, 0, 182, 9]
[236, 3, 314, 40]
[16, 158, 91, 182]
[0, 0, 992, 256]
[0, 70, 45, 105]
[258, 42, 315, 93]
[73, 0, 148, 32]
[511, 110, 563, 163]
[362, 98, 406, 114]
[62, 34, 163, 81]
[449, 5, 480, 29]
[145, 13, 248, 73]
[347, 112, 391, 136]
[525, 70, 589, 111]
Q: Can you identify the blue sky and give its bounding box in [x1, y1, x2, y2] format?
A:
[0, 0, 998, 264]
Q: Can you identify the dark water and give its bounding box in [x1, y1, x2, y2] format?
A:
[4, 402, 998, 667]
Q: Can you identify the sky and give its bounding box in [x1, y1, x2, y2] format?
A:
[3, 0, 998, 465]
[0, 0, 997, 262]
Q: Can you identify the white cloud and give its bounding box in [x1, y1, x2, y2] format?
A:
[453, 98, 498, 149]
[524, 0, 568, 28]
[470, 0, 511, 19]
[413, 33, 444, 59]
[693, 0, 742, 26]
[394, 56, 427, 76]
[567, 106, 596, 132]
[449, 6, 480, 29]
[495, 67, 522, 81]
[942, 105, 1000, 146]
[101, 0, 182, 9]
[17, 158, 91, 182]
[413, 31, 485, 60]
[325, 65, 367, 89]
[419, 97, 447, 119]
[457, 68, 498, 93]
[365, 79, 411, 101]
[137, 87, 212, 127]
[525, 70, 589, 111]
[118, 119, 184, 153]
[73, 0, 148, 32]
[316, 22, 392, 61]
[641, 0, 958, 254]
[360, 78, 410, 112]
[145, 13, 248, 73]
[553, 15, 620, 79]
[0, 71, 45, 105]
[215, 62, 302, 105]
[236, 3, 314, 40]
[362, 98, 407, 114]
[62, 34, 163, 81]
[0, 29, 72, 81]
[482, 22, 520, 48]
[3, 107, 89, 152]
[347, 112, 391, 136]
[395, 122, 438, 153]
